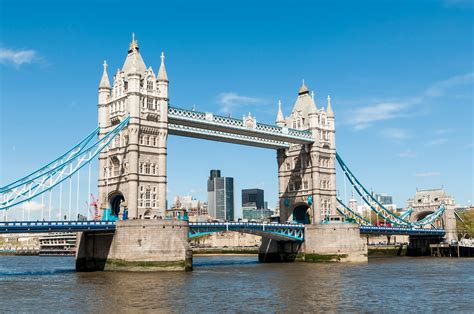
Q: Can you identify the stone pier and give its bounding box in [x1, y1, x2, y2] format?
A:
[259, 223, 367, 263]
[76, 219, 192, 271]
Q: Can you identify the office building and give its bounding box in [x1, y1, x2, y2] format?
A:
[207, 170, 234, 221]
[242, 188, 265, 209]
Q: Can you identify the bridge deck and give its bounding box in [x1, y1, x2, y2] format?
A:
[0, 221, 446, 238]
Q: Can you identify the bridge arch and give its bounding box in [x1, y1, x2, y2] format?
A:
[108, 191, 125, 217]
[291, 202, 310, 224]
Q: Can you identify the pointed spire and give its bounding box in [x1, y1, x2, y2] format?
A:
[276, 100, 285, 125]
[99, 60, 111, 89]
[326, 95, 334, 118]
[128, 32, 139, 53]
[298, 79, 309, 95]
[157, 51, 168, 82]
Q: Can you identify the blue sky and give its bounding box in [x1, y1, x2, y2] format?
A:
[0, 0, 473, 219]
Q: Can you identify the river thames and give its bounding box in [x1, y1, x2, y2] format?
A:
[0, 255, 473, 312]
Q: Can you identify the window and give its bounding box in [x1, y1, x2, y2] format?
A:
[147, 80, 153, 91]
[139, 163, 143, 173]
[145, 164, 150, 174]
[147, 97, 153, 109]
[303, 181, 309, 190]
[140, 186, 144, 192]
[146, 191, 150, 200]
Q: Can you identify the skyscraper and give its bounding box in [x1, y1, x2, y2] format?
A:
[207, 170, 234, 221]
[242, 189, 265, 209]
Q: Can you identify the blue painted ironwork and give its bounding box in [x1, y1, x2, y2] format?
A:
[336, 198, 371, 225]
[189, 222, 305, 241]
[360, 225, 445, 236]
[0, 126, 99, 192]
[168, 106, 314, 148]
[336, 152, 446, 228]
[0, 220, 116, 233]
[0, 117, 130, 210]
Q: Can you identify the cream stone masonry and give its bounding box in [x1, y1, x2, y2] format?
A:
[98, 35, 168, 219]
[277, 81, 337, 224]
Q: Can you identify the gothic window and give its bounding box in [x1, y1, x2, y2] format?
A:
[151, 164, 155, 175]
[144, 135, 148, 146]
[152, 194, 156, 200]
[139, 201, 143, 207]
[149, 136, 154, 147]
[140, 193, 144, 199]
[140, 186, 144, 192]
[145, 163, 150, 174]
[154, 137, 158, 146]
[303, 181, 309, 190]
[139, 135, 143, 145]
[111, 157, 120, 176]
[153, 187, 156, 192]
[139, 163, 143, 174]
[147, 97, 153, 109]
[147, 80, 153, 91]
[146, 190, 151, 200]
[152, 202, 156, 207]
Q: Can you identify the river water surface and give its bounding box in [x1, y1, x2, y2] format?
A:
[0, 255, 472, 313]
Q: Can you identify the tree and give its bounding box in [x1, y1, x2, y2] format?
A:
[457, 210, 474, 239]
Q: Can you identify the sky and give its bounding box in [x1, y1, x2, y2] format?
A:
[0, 0, 473, 220]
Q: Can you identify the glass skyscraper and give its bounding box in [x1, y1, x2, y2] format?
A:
[207, 170, 234, 221]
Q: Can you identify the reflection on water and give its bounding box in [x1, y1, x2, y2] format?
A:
[0, 255, 473, 312]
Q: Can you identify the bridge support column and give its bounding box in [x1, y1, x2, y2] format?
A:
[259, 223, 367, 263]
[301, 223, 367, 262]
[76, 219, 192, 271]
[407, 235, 443, 256]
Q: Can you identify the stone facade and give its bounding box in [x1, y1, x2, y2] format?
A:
[98, 35, 168, 219]
[407, 188, 457, 241]
[76, 219, 192, 271]
[276, 84, 336, 224]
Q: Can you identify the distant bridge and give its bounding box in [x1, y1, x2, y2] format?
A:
[0, 221, 445, 239]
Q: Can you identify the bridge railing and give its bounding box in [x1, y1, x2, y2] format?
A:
[168, 106, 313, 140]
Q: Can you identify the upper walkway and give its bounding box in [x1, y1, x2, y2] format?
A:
[168, 106, 314, 149]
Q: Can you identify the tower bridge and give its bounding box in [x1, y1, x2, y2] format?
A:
[0, 35, 457, 271]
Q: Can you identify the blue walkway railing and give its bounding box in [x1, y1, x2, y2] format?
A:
[0, 221, 446, 238]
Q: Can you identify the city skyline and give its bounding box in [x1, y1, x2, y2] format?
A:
[1, 0, 472, 222]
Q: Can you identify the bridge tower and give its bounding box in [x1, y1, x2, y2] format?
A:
[97, 35, 168, 219]
[276, 82, 336, 224]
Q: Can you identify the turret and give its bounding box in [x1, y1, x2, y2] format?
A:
[157, 51, 168, 99]
[98, 60, 111, 128]
[326, 95, 334, 119]
[276, 100, 285, 127]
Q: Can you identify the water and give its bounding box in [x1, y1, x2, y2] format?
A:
[0, 255, 473, 313]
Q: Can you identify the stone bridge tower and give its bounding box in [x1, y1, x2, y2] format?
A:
[97, 35, 168, 219]
[277, 81, 336, 224]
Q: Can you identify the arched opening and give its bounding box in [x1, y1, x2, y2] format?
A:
[292, 204, 310, 224]
[109, 192, 125, 218]
[416, 211, 434, 221]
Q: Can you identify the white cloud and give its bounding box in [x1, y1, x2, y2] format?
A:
[346, 99, 420, 130]
[345, 72, 472, 130]
[415, 172, 441, 177]
[425, 72, 474, 97]
[0, 48, 38, 66]
[428, 138, 449, 146]
[217, 92, 266, 114]
[17, 201, 45, 211]
[380, 128, 411, 141]
[398, 150, 417, 158]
